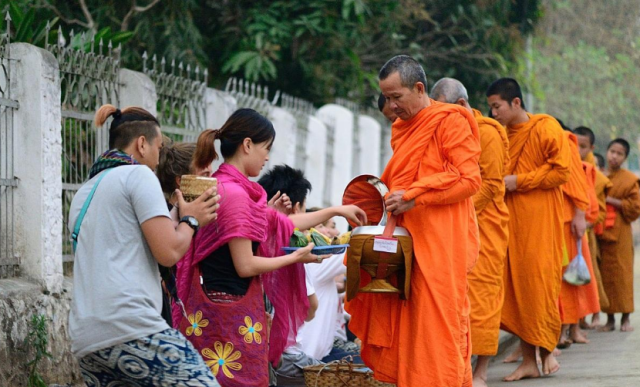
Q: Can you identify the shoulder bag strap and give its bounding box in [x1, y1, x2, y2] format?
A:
[71, 168, 114, 253]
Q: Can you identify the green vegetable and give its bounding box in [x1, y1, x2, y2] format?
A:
[290, 229, 308, 247]
[310, 230, 330, 247]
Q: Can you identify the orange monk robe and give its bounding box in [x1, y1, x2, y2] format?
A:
[599, 168, 640, 314]
[588, 160, 612, 310]
[467, 109, 509, 356]
[346, 101, 481, 387]
[558, 133, 600, 323]
[500, 114, 570, 353]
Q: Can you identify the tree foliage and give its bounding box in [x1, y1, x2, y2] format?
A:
[4, 0, 540, 107]
[530, 0, 640, 164]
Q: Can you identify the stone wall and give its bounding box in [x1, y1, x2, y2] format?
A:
[0, 279, 80, 386]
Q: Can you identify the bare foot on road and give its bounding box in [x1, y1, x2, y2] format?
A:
[579, 317, 595, 330]
[570, 325, 590, 343]
[542, 353, 560, 376]
[621, 321, 634, 332]
[472, 376, 488, 387]
[503, 346, 522, 363]
[552, 348, 562, 357]
[598, 322, 615, 332]
[503, 361, 541, 382]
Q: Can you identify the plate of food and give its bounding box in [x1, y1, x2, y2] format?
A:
[285, 229, 350, 255]
[282, 244, 350, 255]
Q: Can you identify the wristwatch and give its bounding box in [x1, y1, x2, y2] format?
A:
[179, 216, 200, 234]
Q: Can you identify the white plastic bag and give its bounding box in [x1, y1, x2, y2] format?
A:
[563, 239, 591, 286]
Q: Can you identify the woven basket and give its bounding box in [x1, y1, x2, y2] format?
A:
[303, 360, 395, 387]
[179, 175, 217, 202]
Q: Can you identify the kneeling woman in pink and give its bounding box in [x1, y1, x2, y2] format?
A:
[173, 108, 366, 386]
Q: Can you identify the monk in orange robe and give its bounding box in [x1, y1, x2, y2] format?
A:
[346, 56, 481, 387]
[573, 126, 611, 327]
[430, 77, 509, 387]
[598, 138, 640, 332]
[486, 78, 570, 381]
[557, 131, 600, 346]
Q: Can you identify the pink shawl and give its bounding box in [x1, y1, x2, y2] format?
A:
[173, 163, 308, 365]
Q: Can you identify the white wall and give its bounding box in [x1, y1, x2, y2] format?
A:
[304, 116, 328, 208]
[357, 115, 382, 177]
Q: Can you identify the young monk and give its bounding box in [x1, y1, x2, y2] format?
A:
[573, 126, 612, 327]
[347, 56, 481, 387]
[431, 77, 509, 387]
[557, 129, 600, 346]
[486, 78, 570, 381]
[598, 138, 640, 332]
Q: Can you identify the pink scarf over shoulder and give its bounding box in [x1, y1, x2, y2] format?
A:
[173, 163, 309, 365]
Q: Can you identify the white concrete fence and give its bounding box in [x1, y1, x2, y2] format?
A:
[0, 38, 392, 384]
[0, 40, 391, 287]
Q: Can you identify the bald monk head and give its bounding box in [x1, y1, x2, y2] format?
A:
[379, 55, 429, 121]
[378, 92, 398, 123]
[429, 77, 472, 113]
[574, 126, 596, 161]
[486, 78, 528, 127]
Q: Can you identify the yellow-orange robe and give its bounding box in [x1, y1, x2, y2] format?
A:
[500, 114, 570, 352]
[468, 109, 509, 356]
[347, 101, 481, 387]
[559, 134, 600, 323]
[599, 168, 640, 314]
[590, 166, 613, 310]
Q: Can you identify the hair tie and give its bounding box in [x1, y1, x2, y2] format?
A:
[213, 129, 222, 139]
[113, 109, 122, 119]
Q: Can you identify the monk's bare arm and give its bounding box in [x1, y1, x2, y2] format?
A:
[473, 129, 504, 213]
[515, 125, 570, 192]
[407, 113, 481, 206]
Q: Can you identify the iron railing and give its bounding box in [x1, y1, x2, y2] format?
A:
[143, 53, 207, 142]
[46, 25, 121, 271]
[0, 12, 20, 279]
[225, 77, 274, 117]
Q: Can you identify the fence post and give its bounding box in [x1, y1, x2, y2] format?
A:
[119, 68, 158, 116]
[11, 43, 63, 293]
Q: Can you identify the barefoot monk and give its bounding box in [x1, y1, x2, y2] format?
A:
[599, 138, 640, 332]
[558, 129, 600, 345]
[486, 78, 570, 381]
[430, 77, 509, 387]
[347, 56, 481, 387]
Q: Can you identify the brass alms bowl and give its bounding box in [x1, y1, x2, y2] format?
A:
[180, 175, 217, 202]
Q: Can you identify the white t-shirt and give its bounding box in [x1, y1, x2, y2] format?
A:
[297, 253, 346, 359]
[68, 166, 171, 358]
[284, 266, 316, 355]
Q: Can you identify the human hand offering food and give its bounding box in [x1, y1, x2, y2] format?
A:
[336, 205, 367, 226]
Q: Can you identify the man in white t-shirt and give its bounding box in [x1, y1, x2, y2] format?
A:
[70, 105, 220, 386]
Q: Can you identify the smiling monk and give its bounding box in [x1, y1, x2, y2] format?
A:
[430, 77, 509, 387]
[346, 56, 481, 387]
[486, 78, 570, 381]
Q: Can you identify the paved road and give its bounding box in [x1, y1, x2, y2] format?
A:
[486, 254, 640, 387]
